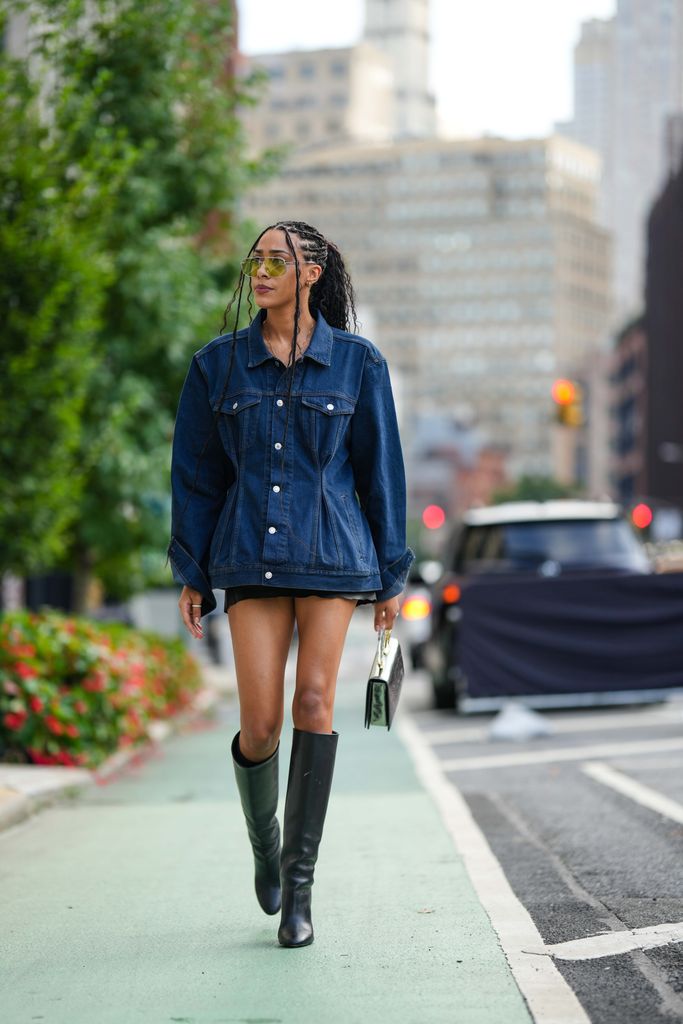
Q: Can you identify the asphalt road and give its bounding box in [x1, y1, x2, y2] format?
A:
[403, 666, 683, 1023]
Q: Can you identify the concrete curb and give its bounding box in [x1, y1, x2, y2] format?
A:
[0, 681, 228, 836]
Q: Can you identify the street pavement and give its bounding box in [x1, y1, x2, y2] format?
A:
[0, 610, 532, 1024]
[406, 681, 683, 1023]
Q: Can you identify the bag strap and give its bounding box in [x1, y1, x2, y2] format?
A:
[376, 628, 392, 672]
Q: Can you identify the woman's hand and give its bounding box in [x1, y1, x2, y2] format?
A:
[179, 586, 204, 639]
[374, 596, 401, 633]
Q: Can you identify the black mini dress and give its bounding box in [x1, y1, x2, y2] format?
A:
[224, 586, 376, 611]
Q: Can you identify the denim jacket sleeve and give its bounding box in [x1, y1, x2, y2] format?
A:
[349, 351, 414, 602]
[167, 354, 234, 616]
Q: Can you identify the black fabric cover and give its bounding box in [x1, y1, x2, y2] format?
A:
[458, 571, 683, 699]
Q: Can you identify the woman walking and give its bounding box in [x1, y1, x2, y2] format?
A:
[168, 220, 412, 947]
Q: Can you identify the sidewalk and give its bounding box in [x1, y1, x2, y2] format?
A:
[0, 618, 531, 1024]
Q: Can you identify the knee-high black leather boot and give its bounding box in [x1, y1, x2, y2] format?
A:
[231, 732, 281, 916]
[278, 728, 338, 948]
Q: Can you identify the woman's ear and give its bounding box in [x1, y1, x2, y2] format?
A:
[306, 264, 323, 287]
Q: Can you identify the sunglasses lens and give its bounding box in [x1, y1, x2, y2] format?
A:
[241, 256, 289, 277]
[264, 257, 287, 277]
[241, 257, 259, 277]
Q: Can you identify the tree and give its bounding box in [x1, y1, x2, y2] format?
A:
[5, 0, 276, 609]
[491, 475, 583, 504]
[0, 39, 131, 577]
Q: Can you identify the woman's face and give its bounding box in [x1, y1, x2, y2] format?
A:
[248, 228, 321, 313]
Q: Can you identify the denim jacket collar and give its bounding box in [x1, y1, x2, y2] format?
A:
[247, 309, 333, 367]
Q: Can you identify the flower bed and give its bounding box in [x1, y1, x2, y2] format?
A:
[0, 609, 203, 768]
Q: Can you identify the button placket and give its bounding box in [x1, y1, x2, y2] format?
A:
[265, 382, 289, 569]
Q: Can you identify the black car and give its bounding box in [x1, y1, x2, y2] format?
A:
[422, 500, 651, 710]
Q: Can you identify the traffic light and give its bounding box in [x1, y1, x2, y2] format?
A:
[551, 378, 584, 427]
[631, 503, 653, 530]
[422, 504, 446, 530]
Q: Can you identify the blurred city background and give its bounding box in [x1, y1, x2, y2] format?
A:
[2, 0, 683, 623]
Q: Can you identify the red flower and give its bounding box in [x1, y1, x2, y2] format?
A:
[74, 700, 88, 715]
[83, 670, 107, 692]
[3, 680, 20, 696]
[8, 643, 37, 657]
[14, 663, 38, 679]
[65, 723, 80, 738]
[29, 696, 44, 713]
[3, 711, 28, 730]
[45, 715, 64, 735]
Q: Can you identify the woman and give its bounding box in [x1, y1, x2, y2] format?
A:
[168, 220, 413, 947]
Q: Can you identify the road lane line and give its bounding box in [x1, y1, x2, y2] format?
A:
[420, 707, 683, 746]
[524, 922, 683, 961]
[582, 761, 683, 825]
[439, 737, 683, 772]
[397, 715, 590, 1024]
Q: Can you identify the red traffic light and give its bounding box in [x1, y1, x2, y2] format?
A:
[422, 504, 446, 530]
[631, 503, 653, 529]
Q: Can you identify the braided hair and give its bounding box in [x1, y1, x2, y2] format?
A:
[171, 221, 358, 557]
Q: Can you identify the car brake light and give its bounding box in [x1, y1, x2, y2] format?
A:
[442, 583, 461, 604]
[401, 596, 432, 620]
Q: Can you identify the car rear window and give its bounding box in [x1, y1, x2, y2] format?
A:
[456, 519, 647, 574]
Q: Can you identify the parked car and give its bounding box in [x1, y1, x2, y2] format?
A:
[421, 500, 652, 710]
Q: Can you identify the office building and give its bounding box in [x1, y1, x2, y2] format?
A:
[241, 44, 395, 153]
[243, 134, 612, 480]
[241, 0, 436, 152]
[562, 1, 683, 318]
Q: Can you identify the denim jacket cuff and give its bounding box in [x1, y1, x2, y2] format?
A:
[167, 537, 217, 617]
[376, 548, 415, 603]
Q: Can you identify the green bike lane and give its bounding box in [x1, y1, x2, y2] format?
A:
[1, 620, 531, 1024]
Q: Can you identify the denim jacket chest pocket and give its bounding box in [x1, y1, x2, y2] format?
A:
[216, 392, 262, 454]
[300, 394, 355, 463]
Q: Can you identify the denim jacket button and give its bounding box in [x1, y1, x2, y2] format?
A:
[276, 399, 284, 407]
[274, 442, 282, 450]
[232, 401, 238, 409]
[272, 485, 281, 493]
[326, 403, 334, 410]
[264, 571, 273, 579]
[268, 526, 277, 534]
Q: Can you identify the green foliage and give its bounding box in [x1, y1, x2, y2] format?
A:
[0, 608, 202, 767]
[0, 52, 131, 572]
[491, 475, 583, 504]
[2, 0, 278, 599]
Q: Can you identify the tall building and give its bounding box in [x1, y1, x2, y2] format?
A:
[562, 1, 683, 319]
[241, 0, 436, 152]
[240, 44, 395, 153]
[364, 0, 436, 138]
[643, 156, 683, 510]
[243, 135, 611, 480]
[556, 18, 613, 226]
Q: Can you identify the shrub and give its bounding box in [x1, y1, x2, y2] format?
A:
[0, 609, 202, 768]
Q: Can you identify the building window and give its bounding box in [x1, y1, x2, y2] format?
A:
[299, 61, 315, 78]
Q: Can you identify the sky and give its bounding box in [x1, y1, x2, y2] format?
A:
[237, 0, 616, 139]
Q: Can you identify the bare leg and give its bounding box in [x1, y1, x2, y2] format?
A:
[227, 597, 296, 761]
[292, 596, 356, 732]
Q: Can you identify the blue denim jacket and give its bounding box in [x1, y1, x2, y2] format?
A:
[167, 311, 414, 616]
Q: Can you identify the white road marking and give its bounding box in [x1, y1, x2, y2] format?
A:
[420, 707, 683, 746]
[397, 715, 590, 1024]
[438, 737, 683, 772]
[582, 761, 683, 825]
[524, 922, 683, 961]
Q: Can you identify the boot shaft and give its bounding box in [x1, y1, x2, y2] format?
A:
[281, 728, 338, 887]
